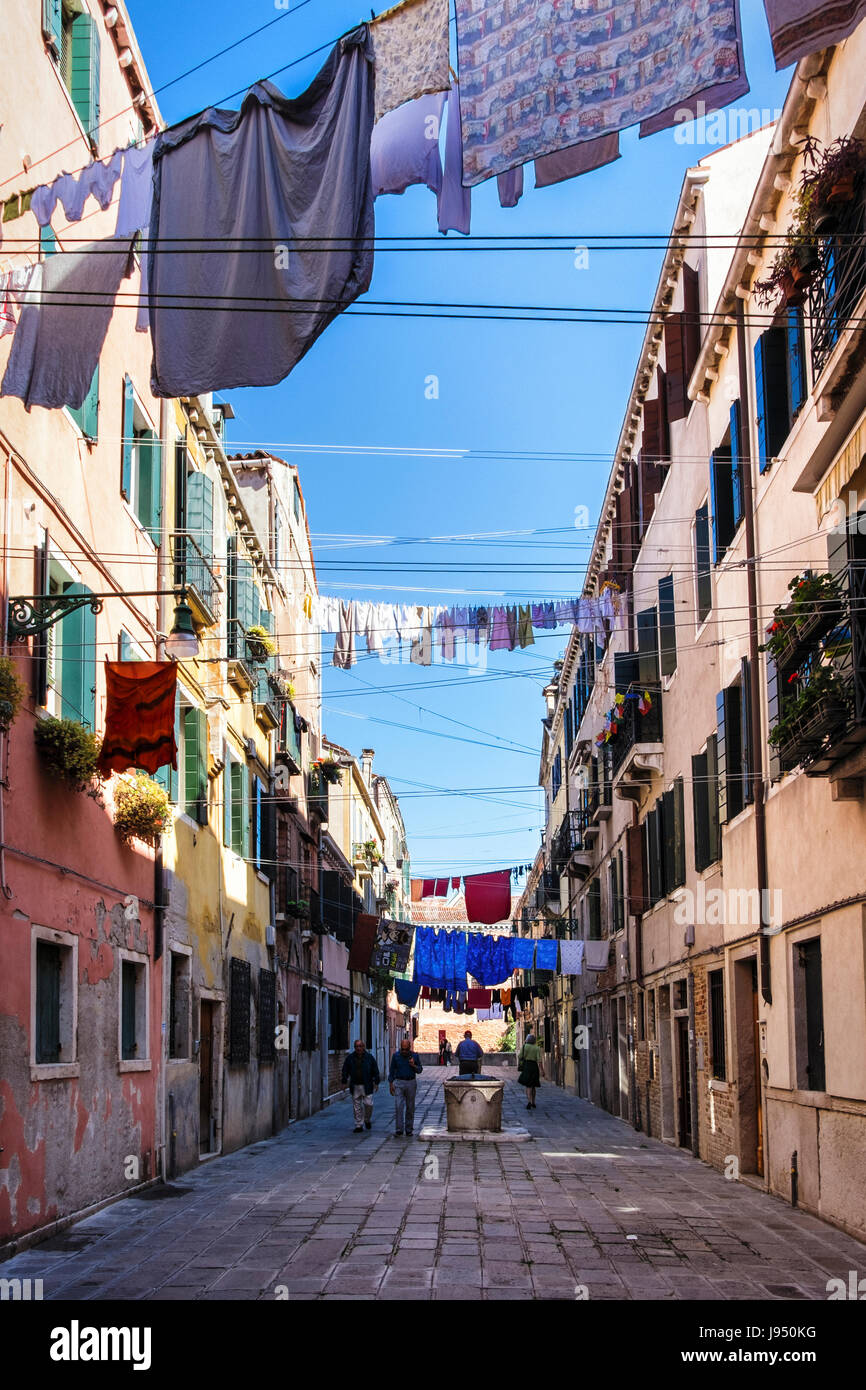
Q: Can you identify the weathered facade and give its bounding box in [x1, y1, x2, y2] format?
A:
[520, 28, 866, 1242]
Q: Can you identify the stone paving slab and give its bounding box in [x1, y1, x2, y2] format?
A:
[3, 1065, 865, 1302]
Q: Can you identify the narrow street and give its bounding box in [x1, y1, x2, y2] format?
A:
[6, 1069, 865, 1303]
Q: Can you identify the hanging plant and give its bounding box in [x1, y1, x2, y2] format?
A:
[113, 771, 172, 846]
[0, 657, 27, 733]
[759, 572, 843, 663]
[245, 624, 276, 662]
[311, 757, 342, 785]
[754, 222, 819, 307]
[286, 898, 310, 919]
[34, 716, 102, 795]
[798, 134, 865, 233]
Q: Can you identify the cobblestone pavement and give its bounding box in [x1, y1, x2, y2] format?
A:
[5, 1067, 866, 1301]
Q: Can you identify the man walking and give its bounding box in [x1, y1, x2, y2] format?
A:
[341, 1038, 380, 1132]
[455, 1029, 483, 1076]
[389, 1037, 424, 1136]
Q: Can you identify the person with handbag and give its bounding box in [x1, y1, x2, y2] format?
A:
[517, 1032, 544, 1109]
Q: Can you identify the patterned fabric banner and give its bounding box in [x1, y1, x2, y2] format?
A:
[371, 0, 451, 122]
[371, 918, 415, 973]
[455, 0, 747, 185]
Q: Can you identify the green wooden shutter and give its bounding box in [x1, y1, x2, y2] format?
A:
[658, 575, 676, 677]
[69, 12, 100, 140]
[692, 751, 709, 873]
[716, 691, 728, 825]
[661, 789, 674, 897]
[729, 399, 744, 528]
[695, 504, 712, 622]
[184, 706, 208, 824]
[42, 0, 63, 53]
[226, 536, 238, 657]
[69, 365, 99, 440]
[223, 758, 232, 847]
[706, 734, 720, 864]
[121, 377, 134, 501]
[242, 768, 250, 860]
[766, 657, 782, 781]
[673, 777, 685, 889]
[35, 942, 61, 1063]
[186, 470, 214, 559]
[636, 606, 659, 687]
[59, 583, 96, 729]
[154, 691, 180, 801]
[138, 433, 162, 545]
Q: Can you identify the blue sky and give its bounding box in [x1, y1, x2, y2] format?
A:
[127, 1, 792, 881]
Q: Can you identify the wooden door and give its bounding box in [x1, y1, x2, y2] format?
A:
[751, 962, 764, 1176]
[676, 1017, 692, 1149]
[199, 1000, 213, 1155]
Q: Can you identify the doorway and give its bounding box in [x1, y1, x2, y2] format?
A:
[199, 999, 215, 1155]
[676, 1016, 692, 1149]
[733, 957, 763, 1175]
[658, 986, 674, 1140]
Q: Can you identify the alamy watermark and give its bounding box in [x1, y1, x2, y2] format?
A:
[673, 100, 783, 148]
[672, 884, 783, 932]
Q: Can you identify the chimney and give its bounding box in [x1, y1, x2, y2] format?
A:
[361, 748, 375, 786]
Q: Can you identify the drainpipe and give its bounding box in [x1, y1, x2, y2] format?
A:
[736, 299, 772, 1005]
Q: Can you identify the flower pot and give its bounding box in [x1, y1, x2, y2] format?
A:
[827, 173, 856, 206]
[814, 203, 839, 235]
[245, 638, 269, 663]
[793, 240, 819, 278]
[779, 268, 807, 308]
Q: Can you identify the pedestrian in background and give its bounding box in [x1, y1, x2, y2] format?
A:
[341, 1038, 380, 1132]
[455, 1030, 483, 1076]
[389, 1038, 424, 1136]
[443, 1038, 453, 1066]
[517, 1032, 544, 1109]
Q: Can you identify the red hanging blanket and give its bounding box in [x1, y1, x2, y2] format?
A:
[98, 660, 178, 776]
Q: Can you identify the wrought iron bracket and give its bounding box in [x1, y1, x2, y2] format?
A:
[8, 594, 104, 641]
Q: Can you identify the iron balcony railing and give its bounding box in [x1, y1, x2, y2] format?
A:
[277, 700, 302, 771]
[806, 183, 866, 380]
[610, 688, 663, 777]
[551, 810, 585, 873]
[171, 531, 220, 620]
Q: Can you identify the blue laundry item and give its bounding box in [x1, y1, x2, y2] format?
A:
[466, 933, 514, 987]
[413, 927, 467, 990]
[371, 91, 444, 198]
[394, 978, 421, 1007]
[534, 939, 559, 972]
[511, 938, 536, 970]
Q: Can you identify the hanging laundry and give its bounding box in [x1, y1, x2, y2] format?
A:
[464, 870, 512, 926]
[454, 0, 746, 185]
[413, 927, 467, 990]
[534, 939, 559, 972]
[558, 940, 585, 975]
[371, 90, 445, 198]
[488, 606, 512, 652]
[584, 939, 611, 972]
[762, 0, 866, 68]
[411, 880, 423, 902]
[438, 84, 471, 236]
[348, 913, 380, 972]
[0, 266, 33, 338]
[534, 133, 621, 189]
[1, 235, 136, 411]
[508, 939, 536, 973]
[517, 604, 534, 649]
[332, 600, 356, 669]
[369, 0, 450, 123]
[394, 978, 421, 1007]
[148, 33, 375, 397]
[433, 878, 450, 896]
[31, 152, 124, 228]
[115, 139, 156, 238]
[421, 879, 436, 897]
[409, 606, 434, 665]
[98, 661, 178, 777]
[497, 165, 524, 208]
[466, 987, 491, 1010]
[467, 933, 514, 987]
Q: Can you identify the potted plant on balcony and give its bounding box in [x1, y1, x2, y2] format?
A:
[799, 135, 865, 234]
[361, 838, 382, 867]
[286, 897, 310, 920]
[760, 572, 844, 668]
[754, 222, 819, 308]
[245, 624, 276, 664]
[269, 671, 295, 702]
[113, 771, 172, 847]
[311, 756, 342, 786]
[0, 657, 26, 734]
[34, 716, 102, 797]
[769, 663, 850, 760]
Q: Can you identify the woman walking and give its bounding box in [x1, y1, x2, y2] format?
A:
[517, 1032, 544, 1109]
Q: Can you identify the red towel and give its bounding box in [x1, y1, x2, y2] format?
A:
[451, 876, 462, 889]
[98, 660, 178, 776]
[421, 879, 436, 897]
[434, 878, 450, 896]
[467, 988, 491, 1009]
[464, 869, 511, 925]
[347, 914, 379, 973]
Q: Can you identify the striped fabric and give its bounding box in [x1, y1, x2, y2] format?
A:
[98, 661, 177, 776]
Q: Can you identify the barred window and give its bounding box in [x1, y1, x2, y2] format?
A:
[708, 969, 726, 1081]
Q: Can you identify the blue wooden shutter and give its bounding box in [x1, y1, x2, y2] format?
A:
[787, 308, 807, 418]
[716, 690, 728, 825]
[754, 328, 789, 472]
[729, 399, 744, 528]
[42, 0, 63, 53]
[60, 583, 96, 729]
[69, 12, 100, 140]
[121, 377, 134, 500]
[69, 365, 99, 441]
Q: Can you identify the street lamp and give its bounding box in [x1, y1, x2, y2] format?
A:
[7, 588, 201, 661]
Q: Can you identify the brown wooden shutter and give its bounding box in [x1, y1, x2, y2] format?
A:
[627, 823, 646, 919]
[664, 314, 687, 421]
[682, 262, 702, 381]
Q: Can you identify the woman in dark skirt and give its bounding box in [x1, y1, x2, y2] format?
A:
[517, 1032, 544, 1109]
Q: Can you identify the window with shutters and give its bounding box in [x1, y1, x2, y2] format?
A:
[175, 465, 217, 621]
[67, 366, 99, 442]
[300, 985, 318, 1051]
[328, 994, 350, 1052]
[43, 554, 96, 730]
[121, 378, 162, 545]
[33, 930, 77, 1072]
[692, 736, 721, 873]
[250, 775, 275, 878]
[794, 938, 825, 1092]
[119, 952, 148, 1065]
[658, 574, 677, 677]
[228, 957, 251, 1065]
[754, 310, 806, 473]
[694, 503, 712, 625]
[293, 476, 302, 523]
[551, 751, 562, 801]
[223, 752, 250, 859]
[708, 969, 726, 1081]
[664, 264, 702, 422]
[587, 879, 602, 940]
[716, 679, 750, 824]
[168, 951, 191, 1060]
[44, 3, 102, 148]
[259, 969, 277, 1063]
[182, 704, 208, 824]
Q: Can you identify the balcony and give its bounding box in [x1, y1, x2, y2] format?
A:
[533, 870, 560, 912]
[773, 579, 866, 782]
[307, 768, 329, 822]
[610, 690, 663, 797]
[276, 701, 302, 775]
[551, 810, 594, 880]
[806, 183, 866, 383]
[172, 531, 221, 626]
